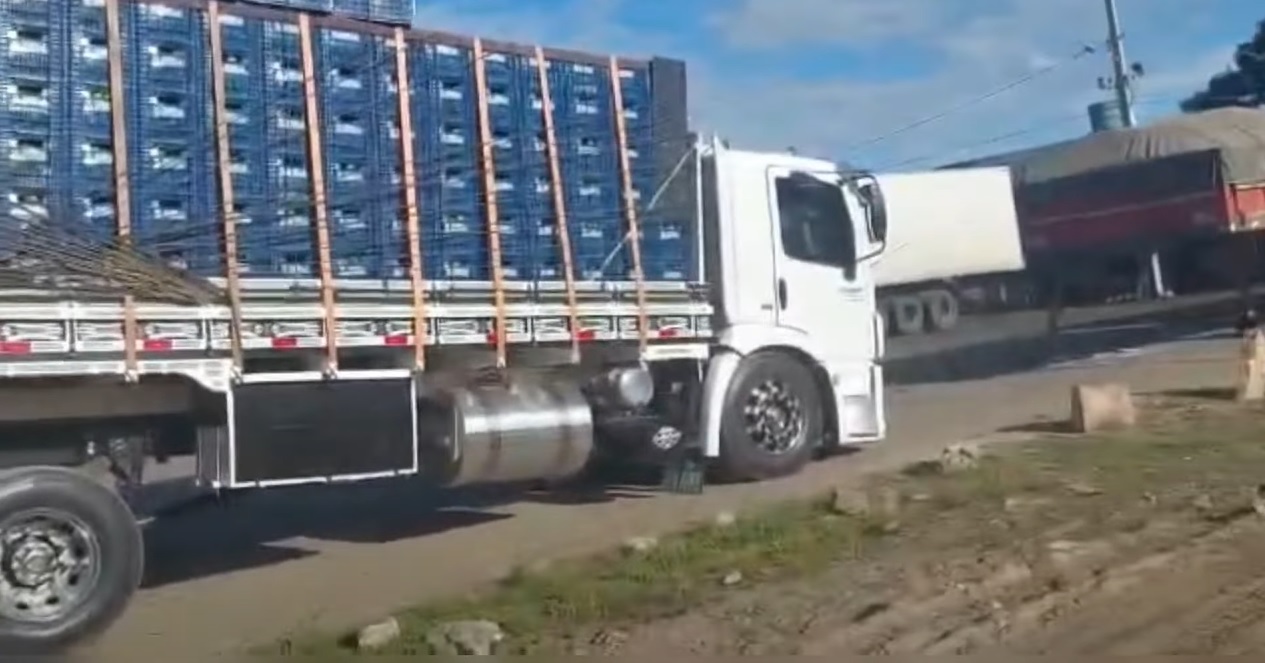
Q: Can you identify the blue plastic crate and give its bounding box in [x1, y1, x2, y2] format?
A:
[1, 21, 61, 80]
[368, 0, 412, 26]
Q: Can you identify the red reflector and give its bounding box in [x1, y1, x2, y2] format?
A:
[575, 329, 595, 342]
[383, 335, 410, 346]
[657, 328, 680, 338]
[142, 339, 173, 352]
[0, 341, 32, 354]
[271, 337, 298, 349]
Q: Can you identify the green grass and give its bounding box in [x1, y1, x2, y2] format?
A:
[271, 393, 1265, 656]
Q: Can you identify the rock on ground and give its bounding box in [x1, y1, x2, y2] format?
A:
[356, 617, 400, 651]
[425, 619, 504, 655]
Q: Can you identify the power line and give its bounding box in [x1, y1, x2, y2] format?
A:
[842, 41, 1104, 154]
[874, 95, 1184, 171]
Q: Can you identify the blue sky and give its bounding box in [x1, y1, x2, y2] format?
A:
[413, 0, 1263, 170]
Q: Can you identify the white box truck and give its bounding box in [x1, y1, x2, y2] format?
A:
[871, 167, 1028, 335]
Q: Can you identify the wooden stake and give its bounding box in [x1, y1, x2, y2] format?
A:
[534, 46, 580, 362]
[297, 13, 339, 373]
[608, 56, 649, 354]
[104, 0, 138, 378]
[207, 0, 244, 372]
[472, 38, 508, 369]
[394, 28, 427, 370]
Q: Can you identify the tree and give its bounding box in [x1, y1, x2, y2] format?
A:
[1181, 19, 1265, 112]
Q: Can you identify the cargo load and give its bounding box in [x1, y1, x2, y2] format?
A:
[1014, 107, 1265, 254]
[0, 0, 694, 297]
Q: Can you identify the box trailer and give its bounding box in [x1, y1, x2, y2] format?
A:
[871, 167, 1027, 335]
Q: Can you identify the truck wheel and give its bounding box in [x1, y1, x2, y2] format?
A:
[889, 296, 925, 336]
[0, 466, 143, 654]
[717, 352, 823, 481]
[921, 289, 960, 331]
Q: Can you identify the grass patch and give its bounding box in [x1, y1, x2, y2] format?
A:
[275, 394, 1265, 656]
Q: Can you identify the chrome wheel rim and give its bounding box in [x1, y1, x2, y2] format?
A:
[0, 508, 102, 624]
[743, 379, 806, 454]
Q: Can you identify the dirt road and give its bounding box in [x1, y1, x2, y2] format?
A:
[83, 331, 1240, 659]
[589, 389, 1265, 656]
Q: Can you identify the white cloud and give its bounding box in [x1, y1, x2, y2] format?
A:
[707, 0, 950, 48]
[411, 0, 1241, 170]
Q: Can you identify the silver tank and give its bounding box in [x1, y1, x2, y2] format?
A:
[418, 379, 594, 487]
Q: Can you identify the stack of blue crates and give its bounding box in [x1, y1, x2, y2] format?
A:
[0, 0, 693, 286]
[232, 0, 413, 27]
[0, 0, 67, 243]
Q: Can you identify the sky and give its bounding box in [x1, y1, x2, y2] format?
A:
[412, 0, 1263, 171]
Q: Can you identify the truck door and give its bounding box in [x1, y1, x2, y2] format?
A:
[768, 168, 883, 440]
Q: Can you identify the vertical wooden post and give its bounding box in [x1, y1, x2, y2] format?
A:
[297, 13, 339, 373]
[104, 0, 139, 378]
[207, 0, 244, 372]
[394, 28, 427, 370]
[608, 56, 649, 354]
[471, 38, 508, 369]
[533, 46, 580, 362]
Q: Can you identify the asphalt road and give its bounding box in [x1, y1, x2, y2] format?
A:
[85, 292, 1250, 659]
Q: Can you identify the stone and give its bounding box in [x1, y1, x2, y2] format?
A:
[941, 443, 982, 472]
[356, 617, 401, 651]
[426, 619, 504, 655]
[1069, 383, 1136, 433]
[622, 536, 658, 554]
[827, 486, 901, 519]
[1192, 493, 1215, 512]
[721, 570, 743, 586]
[714, 511, 737, 528]
[1238, 329, 1265, 401]
[1066, 482, 1103, 497]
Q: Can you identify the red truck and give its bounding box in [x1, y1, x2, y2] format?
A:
[1015, 107, 1265, 297]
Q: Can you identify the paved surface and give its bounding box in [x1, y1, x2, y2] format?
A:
[86, 295, 1249, 659]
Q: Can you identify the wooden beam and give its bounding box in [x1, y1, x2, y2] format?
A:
[207, 0, 244, 372]
[608, 56, 649, 354]
[472, 38, 508, 369]
[104, 0, 139, 378]
[534, 46, 581, 362]
[394, 27, 427, 370]
[297, 13, 339, 373]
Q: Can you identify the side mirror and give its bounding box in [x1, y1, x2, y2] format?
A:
[858, 181, 887, 244]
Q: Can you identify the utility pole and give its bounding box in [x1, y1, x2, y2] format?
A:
[1103, 0, 1170, 298]
[1103, 0, 1137, 127]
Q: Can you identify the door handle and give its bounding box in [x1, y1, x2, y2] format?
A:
[777, 278, 788, 309]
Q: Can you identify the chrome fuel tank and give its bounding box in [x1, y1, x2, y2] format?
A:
[418, 379, 594, 487]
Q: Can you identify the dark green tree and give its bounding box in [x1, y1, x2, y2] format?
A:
[1181, 19, 1265, 111]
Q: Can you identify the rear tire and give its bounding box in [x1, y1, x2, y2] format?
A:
[717, 352, 823, 481]
[0, 466, 143, 654]
[921, 288, 960, 331]
[889, 296, 925, 336]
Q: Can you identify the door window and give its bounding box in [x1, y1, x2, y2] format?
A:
[775, 174, 856, 269]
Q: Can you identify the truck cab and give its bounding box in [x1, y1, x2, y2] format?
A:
[694, 138, 888, 479]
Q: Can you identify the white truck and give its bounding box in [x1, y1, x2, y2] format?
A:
[871, 167, 1027, 335]
[0, 137, 889, 652]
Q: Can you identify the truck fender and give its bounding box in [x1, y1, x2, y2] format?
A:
[699, 324, 839, 458]
[699, 350, 742, 459]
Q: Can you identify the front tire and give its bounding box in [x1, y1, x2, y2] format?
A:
[0, 466, 143, 654]
[717, 352, 824, 481]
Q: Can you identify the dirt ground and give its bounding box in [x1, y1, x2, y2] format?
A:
[570, 392, 1265, 656]
[88, 335, 1240, 659]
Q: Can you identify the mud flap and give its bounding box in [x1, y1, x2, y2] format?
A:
[660, 447, 705, 494]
